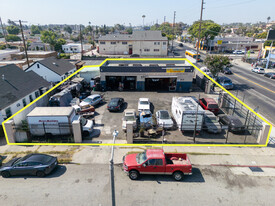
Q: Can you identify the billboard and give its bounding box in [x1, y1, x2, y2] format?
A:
[267, 30, 275, 40]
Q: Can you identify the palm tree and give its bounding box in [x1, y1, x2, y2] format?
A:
[142, 15, 146, 28]
[267, 16, 271, 24]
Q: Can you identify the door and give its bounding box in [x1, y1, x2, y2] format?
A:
[139, 159, 165, 174]
[10, 162, 29, 176]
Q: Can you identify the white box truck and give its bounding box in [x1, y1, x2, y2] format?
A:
[171, 97, 205, 132]
[27, 107, 93, 136]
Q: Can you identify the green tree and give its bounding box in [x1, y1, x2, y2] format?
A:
[255, 32, 267, 39]
[54, 38, 66, 52]
[64, 26, 72, 34]
[0, 32, 3, 38]
[0, 45, 6, 50]
[6, 25, 20, 35]
[204, 55, 231, 77]
[84, 25, 93, 35]
[126, 27, 133, 34]
[31, 25, 42, 35]
[264, 41, 273, 47]
[41, 30, 57, 47]
[188, 20, 221, 49]
[114, 24, 125, 31]
[7, 19, 16, 26]
[6, 34, 21, 41]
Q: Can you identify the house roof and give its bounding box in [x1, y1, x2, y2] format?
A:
[98, 31, 168, 41]
[27, 57, 75, 76]
[0, 64, 50, 110]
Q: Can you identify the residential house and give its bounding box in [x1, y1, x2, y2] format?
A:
[98, 30, 168, 56]
[0, 64, 50, 124]
[62, 43, 92, 53]
[25, 57, 76, 82]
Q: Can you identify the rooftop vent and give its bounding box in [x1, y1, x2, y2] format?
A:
[2, 74, 4, 80]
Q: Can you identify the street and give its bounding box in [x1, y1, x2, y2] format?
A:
[0, 163, 275, 206]
[171, 41, 275, 128]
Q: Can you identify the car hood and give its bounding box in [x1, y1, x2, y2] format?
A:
[122, 120, 137, 128]
[124, 153, 138, 167]
[138, 105, 150, 110]
[158, 118, 173, 126]
[80, 101, 89, 107]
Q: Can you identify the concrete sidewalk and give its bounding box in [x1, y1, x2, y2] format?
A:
[1, 144, 275, 168]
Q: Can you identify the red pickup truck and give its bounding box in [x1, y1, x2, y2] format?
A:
[123, 149, 192, 181]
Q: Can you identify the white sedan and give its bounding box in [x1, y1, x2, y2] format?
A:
[156, 110, 174, 129]
[138, 98, 150, 112]
[251, 67, 265, 74]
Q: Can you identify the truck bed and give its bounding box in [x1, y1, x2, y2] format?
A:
[165, 153, 191, 165]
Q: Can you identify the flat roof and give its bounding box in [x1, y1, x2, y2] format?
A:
[27, 107, 74, 116]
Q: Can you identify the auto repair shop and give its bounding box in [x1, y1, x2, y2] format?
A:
[100, 60, 194, 92]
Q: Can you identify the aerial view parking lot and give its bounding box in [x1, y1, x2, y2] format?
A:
[1, 0, 275, 205]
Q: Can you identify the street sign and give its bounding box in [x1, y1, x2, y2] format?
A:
[267, 30, 275, 40]
[217, 40, 223, 45]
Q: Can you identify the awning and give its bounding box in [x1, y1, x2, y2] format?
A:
[146, 76, 178, 78]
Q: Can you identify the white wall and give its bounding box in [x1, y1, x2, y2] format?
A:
[26, 62, 62, 82]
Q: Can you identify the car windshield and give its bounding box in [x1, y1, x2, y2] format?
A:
[83, 98, 92, 103]
[125, 116, 135, 121]
[208, 104, 218, 109]
[159, 111, 170, 119]
[140, 101, 149, 105]
[224, 80, 231, 84]
[205, 116, 218, 123]
[13, 157, 23, 166]
[136, 152, 147, 164]
[142, 113, 152, 118]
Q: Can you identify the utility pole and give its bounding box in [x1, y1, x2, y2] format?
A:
[171, 11, 176, 55]
[80, 25, 83, 60]
[193, 94, 200, 143]
[110, 130, 119, 206]
[0, 17, 8, 47]
[17, 20, 30, 67]
[196, 0, 205, 63]
[164, 16, 166, 24]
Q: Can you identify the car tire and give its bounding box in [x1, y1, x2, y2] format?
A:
[129, 170, 139, 180]
[36, 171, 45, 177]
[1, 171, 11, 178]
[173, 171, 183, 181]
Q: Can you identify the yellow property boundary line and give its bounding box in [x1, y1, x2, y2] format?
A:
[1, 58, 272, 147]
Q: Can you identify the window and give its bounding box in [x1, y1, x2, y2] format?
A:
[100, 41, 105, 44]
[37, 64, 40, 68]
[144, 49, 150, 52]
[154, 42, 157, 45]
[29, 95, 33, 102]
[122, 42, 128, 45]
[158, 42, 160, 45]
[148, 159, 163, 166]
[35, 91, 39, 98]
[163, 42, 167, 45]
[22, 99, 27, 107]
[154, 49, 159, 52]
[111, 42, 116, 45]
[5, 108, 12, 118]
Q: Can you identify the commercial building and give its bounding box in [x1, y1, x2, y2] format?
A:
[100, 59, 194, 92]
[98, 31, 168, 56]
[62, 43, 92, 53]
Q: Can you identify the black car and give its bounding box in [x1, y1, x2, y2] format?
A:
[223, 67, 233, 74]
[130, 54, 140, 57]
[107, 98, 124, 112]
[218, 114, 245, 133]
[0, 154, 58, 178]
[264, 72, 275, 79]
[178, 43, 183, 47]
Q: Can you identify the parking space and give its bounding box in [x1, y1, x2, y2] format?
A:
[85, 90, 259, 144]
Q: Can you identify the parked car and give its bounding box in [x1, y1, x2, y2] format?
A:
[130, 54, 140, 57]
[178, 43, 183, 47]
[264, 72, 275, 79]
[122, 109, 137, 132]
[80, 94, 102, 107]
[218, 114, 245, 133]
[107, 98, 124, 112]
[200, 67, 212, 76]
[123, 149, 192, 181]
[233, 50, 244, 54]
[216, 76, 234, 90]
[252, 67, 265, 74]
[138, 98, 150, 112]
[156, 110, 174, 129]
[203, 111, 222, 134]
[139, 110, 153, 129]
[0, 154, 58, 178]
[223, 67, 233, 74]
[199, 98, 220, 115]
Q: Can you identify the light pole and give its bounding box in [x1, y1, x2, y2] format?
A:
[110, 130, 119, 206]
[142, 15, 146, 28]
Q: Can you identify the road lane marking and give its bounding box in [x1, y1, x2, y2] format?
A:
[234, 73, 275, 94]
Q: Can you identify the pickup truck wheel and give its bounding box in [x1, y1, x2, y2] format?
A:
[1, 171, 11, 178]
[173, 171, 183, 181]
[129, 170, 139, 180]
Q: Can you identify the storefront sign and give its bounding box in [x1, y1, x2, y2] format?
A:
[166, 68, 185, 73]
